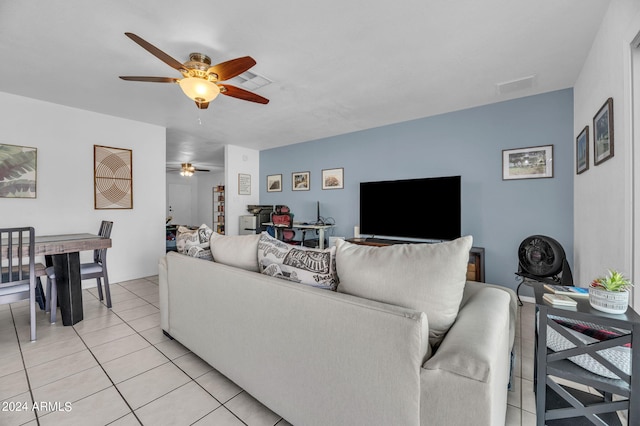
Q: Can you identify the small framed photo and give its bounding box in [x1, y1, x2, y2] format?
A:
[322, 167, 344, 190]
[576, 126, 589, 175]
[502, 145, 553, 180]
[266, 174, 282, 192]
[292, 171, 310, 191]
[238, 173, 251, 195]
[594, 97, 614, 165]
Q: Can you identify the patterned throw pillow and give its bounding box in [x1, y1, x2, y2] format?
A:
[257, 232, 338, 290]
[176, 224, 213, 261]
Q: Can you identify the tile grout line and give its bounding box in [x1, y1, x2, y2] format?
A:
[77, 282, 236, 426]
[10, 303, 40, 426]
[118, 283, 252, 426]
[32, 286, 145, 425]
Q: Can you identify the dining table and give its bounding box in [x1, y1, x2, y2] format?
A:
[1, 233, 112, 326]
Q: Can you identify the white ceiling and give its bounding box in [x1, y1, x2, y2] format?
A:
[0, 1, 610, 172]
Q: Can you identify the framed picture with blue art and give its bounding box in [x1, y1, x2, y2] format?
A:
[0, 143, 37, 198]
[576, 126, 589, 175]
[593, 97, 614, 165]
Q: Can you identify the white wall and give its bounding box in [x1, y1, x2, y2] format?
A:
[573, 2, 640, 297]
[0, 92, 166, 284]
[224, 145, 260, 236]
[197, 171, 225, 227]
[166, 170, 224, 227]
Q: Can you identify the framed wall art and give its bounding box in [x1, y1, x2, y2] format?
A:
[94, 145, 132, 209]
[292, 171, 310, 191]
[502, 145, 553, 180]
[593, 97, 614, 165]
[576, 126, 589, 175]
[266, 174, 282, 192]
[322, 167, 344, 190]
[238, 173, 251, 195]
[0, 143, 37, 198]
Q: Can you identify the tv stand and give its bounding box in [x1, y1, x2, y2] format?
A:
[345, 238, 485, 282]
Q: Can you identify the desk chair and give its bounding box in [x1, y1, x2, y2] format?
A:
[45, 221, 113, 323]
[0, 227, 39, 341]
[271, 213, 300, 244]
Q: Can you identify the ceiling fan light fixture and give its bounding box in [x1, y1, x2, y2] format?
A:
[178, 77, 220, 103]
[180, 162, 195, 177]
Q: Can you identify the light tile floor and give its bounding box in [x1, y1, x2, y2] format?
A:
[0, 277, 555, 425]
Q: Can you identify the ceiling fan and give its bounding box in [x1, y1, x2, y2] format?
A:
[119, 33, 269, 109]
[166, 163, 210, 177]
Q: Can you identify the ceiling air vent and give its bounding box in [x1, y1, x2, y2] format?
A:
[230, 71, 272, 91]
[496, 75, 536, 95]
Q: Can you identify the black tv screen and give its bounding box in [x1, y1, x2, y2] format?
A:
[360, 176, 461, 241]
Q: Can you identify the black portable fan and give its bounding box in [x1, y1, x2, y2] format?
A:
[515, 235, 573, 304]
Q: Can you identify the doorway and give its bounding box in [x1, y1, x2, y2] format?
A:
[168, 183, 193, 225]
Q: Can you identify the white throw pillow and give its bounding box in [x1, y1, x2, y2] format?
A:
[209, 232, 261, 272]
[335, 236, 472, 346]
[258, 232, 338, 290]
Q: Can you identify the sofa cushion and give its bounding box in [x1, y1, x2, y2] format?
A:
[177, 224, 214, 261]
[258, 232, 338, 290]
[209, 232, 261, 272]
[335, 236, 472, 346]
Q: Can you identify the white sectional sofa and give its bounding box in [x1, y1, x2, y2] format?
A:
[159, 232, 517, 426]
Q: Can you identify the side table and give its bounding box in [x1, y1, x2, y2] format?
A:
[533, 282, 640, 425]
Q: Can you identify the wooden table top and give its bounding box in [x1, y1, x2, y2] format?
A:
[1, 233, 112, 258]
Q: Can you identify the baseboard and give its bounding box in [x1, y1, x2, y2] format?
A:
[519, 295, 535, 304]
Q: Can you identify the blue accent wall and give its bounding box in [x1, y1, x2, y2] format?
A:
[260, 89, 574, 290]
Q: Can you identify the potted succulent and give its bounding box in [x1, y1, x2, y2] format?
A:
[589, 269, 633, 314]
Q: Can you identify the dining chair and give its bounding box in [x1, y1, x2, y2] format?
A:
[0, 227, 39, 341]
[45, 221, 113, 322]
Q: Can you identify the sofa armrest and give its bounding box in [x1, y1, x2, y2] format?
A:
[423, 286, 511, 382]
[462, 281, 517, 350]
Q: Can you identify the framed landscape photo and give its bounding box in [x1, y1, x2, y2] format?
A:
[576, 126, 589, 175]
[292, 171, 310, 191]
[593, 97, 614, 165]
[0, 143, 37, 198]
[266, 174, 282, 192]
[502, 145, 553, 180]
[322, 167, 344, 190]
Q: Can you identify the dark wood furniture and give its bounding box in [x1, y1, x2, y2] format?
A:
[3, 233, 112, 326]
[532, 282, 639, 425]
[345, 238, 485, 282]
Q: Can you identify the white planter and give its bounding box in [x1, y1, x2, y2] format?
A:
[588, 286, 629, 314]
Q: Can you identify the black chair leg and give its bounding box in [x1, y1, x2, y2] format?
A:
[103, 274, 112, 309]
[95, 277, 104, 301]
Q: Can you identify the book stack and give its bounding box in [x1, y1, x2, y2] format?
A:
[543, 284, 589, 298]
[543, 293, 577, 307]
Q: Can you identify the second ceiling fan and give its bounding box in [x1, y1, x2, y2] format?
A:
[119, 32, 269, 109]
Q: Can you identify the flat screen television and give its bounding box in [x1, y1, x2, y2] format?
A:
[359, 175, 461, 241]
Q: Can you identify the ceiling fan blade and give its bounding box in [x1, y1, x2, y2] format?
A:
[119, 76, 179, 83]
[208, 56, 256, 81]
[195, 101, 209, 109]
[219, 84, 269, 104]
[124, 32, 185, 71]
